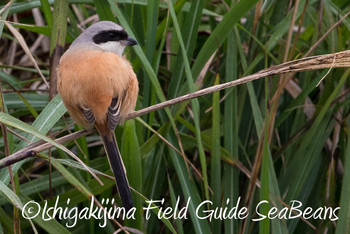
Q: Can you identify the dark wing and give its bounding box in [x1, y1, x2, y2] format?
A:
[80, 106, 95, 124]
[80, 95, 123, 130]
[107, 96, 122, 130]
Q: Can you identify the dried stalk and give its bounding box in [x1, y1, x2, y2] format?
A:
[128, 50, 350, 119]
[0, 130, 91, 168]
[1, 50, 350, 168]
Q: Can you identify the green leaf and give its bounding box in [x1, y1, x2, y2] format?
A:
[167, 131, 211, 234]
[211, 75, 221, 232]
[336, 134, 350, 234]
[259, 131, 270, 234]
[0, 111, 103, 185]
[0, 181, 71, 233]
[121, 120, 143, 229]
[191, 0, 259, 79]
[168, 0, 205, 99]
[94, 0, 115, 21]
[40, 0, 53, 28]
[0, 95, 66, 184]
[49, 0, 69, 54]
[167, 0, 209, 203]
[0, 0, 13, 37]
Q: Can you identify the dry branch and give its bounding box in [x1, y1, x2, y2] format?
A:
[0, 130, 91, 168]
[128, 50, 350, 119]
[1, 50, 350, 168]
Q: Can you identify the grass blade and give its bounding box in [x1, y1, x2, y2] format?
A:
[167, 0, 209, 203]
[259, 131, 270, 234]
[0, 95, 66, 184]
[211, 75, 221, 232]
[335, 135, 350, 234]
[121, 120, 143, 229]
[0, 111, 103, 185]
[191, 0, 259, 79]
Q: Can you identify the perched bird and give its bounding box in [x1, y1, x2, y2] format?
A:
[57, 21, 138, 210]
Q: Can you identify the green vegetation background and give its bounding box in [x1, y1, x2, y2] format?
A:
[0, 0, 349, 233]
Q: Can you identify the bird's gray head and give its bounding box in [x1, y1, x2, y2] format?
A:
[71, 21, 137, 56]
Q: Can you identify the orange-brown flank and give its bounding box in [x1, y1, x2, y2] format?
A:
[57, 48, 138, 131]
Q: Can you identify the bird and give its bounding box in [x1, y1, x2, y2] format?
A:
[57, 21, 139, 211]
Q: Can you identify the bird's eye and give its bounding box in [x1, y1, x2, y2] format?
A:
[108, 31, 117, 38]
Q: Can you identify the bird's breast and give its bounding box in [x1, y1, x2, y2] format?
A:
[57, 48, 136, 127]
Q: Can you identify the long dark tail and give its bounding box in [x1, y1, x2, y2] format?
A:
[101, 132, 133, 211]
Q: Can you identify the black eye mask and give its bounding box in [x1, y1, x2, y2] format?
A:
[92, 29, 128, 44]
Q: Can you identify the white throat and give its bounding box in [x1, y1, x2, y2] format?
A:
[96, 41, 126, 56]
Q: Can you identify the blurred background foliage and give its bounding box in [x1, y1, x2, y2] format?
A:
[0, 0, 350, 233]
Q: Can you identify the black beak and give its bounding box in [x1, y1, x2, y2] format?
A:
[121, 37, 137, 46]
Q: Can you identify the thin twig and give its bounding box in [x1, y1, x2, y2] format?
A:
[128, 50, 350, 120]
[0, 130, 91, 169]
[306, 10, 350, 57]
[1, 50, 350, 168]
